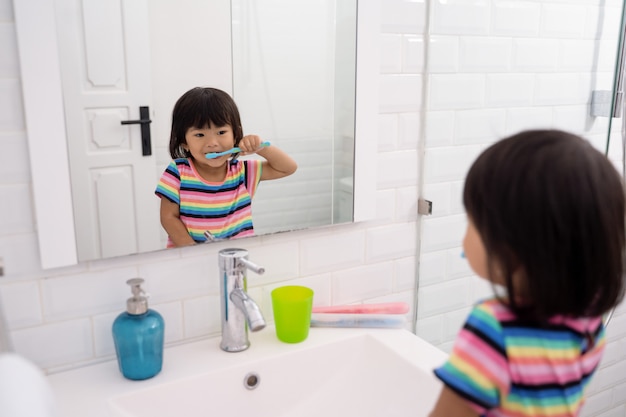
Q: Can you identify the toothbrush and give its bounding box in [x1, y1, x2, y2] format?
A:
[312, 302, 409, 315]
[205, 141, 271, 159]
[310, 313, 407, 329]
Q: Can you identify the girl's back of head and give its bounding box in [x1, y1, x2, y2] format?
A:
[169, 87, 243, 159]
[464, 129, 625, 320]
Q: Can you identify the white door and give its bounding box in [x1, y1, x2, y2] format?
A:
[55, 0, 161, 261]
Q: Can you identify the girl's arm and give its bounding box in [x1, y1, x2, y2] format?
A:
[429, 387, 480, 417]
[159, 198, 196, 247]
[238, 135, 297, 180]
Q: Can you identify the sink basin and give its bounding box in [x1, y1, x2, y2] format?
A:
[108, 330, 445, 417]
[46, 327, 446, 417]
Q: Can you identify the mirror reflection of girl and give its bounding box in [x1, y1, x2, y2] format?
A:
[155, 87, 297, 247]
[429, 130, 625, 417]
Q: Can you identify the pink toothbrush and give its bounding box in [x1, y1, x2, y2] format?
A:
[312, 302, 409, 315]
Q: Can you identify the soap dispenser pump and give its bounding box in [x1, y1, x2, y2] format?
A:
[112, 278, 164, 380]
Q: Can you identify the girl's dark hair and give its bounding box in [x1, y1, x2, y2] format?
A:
[464, 129, 625, 320]
[169, 87, 244, 158]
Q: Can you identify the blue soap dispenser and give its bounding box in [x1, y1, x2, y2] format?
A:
[112, 278, 164, 380]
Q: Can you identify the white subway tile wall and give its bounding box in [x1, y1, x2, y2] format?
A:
[0, 0, 625, 415]
[419, 1, 626, 416]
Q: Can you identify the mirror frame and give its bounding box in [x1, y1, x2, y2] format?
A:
[14, 0, 379, 269]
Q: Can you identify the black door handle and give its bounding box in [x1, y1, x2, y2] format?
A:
[121, 106, 152, 156]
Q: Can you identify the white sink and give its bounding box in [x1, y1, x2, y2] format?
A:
[47, 327, 446, 417]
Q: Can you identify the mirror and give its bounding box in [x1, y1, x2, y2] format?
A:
[15, 0, 377, 269]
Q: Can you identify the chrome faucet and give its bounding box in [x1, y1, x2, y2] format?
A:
[218, 248, 266, 352]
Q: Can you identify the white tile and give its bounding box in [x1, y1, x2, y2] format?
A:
[420, 214, 467, 253]
[606, 313, 626, 342]
[492, 1, 540, 37]
[0, 233, 44, 278]
[415, 315, 444, 345]
[379, 74, 422, 113]
[398, 112, 420, 149]
[380, 0, 426, 34]
[553, 105, 592, 134]
[512, 39, 558, 72]
[396, 186, 418, 222]
[417, 278, 471, 318]
[577, 385, 612, 416]
[540, 4, 586, 39]
[459, 37, 511, 72]
[378, 113, 398, 151]
[425, 111, 455, 147]
[331, 262, 394, 305]
[450, 181, 465, 215]
[590, 359, 626, 393]
[0, 281, 42, 328]
[443, 307, 471, 340]
[394, 256, 416, 292]
[423, 146, 483, 183]
[469, 275, 493, 300]
[375, 189, 396, 223]
[505, 107, 554, 135]
[446, 248, 472, 280]
[377, 149, 419, 189]
[486, 74, 535, 107]
[403, 35, 424, 73]
[427, 36, 458, 73]
[11, 319, 93, 369]
[246, 241, 300, 286]
[534, 73, 583, 105]
[152, 301, 184, 343]
[428, 74, 485, 110]
[596, 39, 619, 73]
[366, 222, 417, 262]
[92, 311, 118, 358]
[0, 184, 33, 234]
[417, 250, 446, 287]
[454, 109, 507, 145]
[613, 382, 626, 409]
[431, 0, 490, 36]
[138, 254, 217, 303]
[299, 229, 365, 276]
[41, 267, 136, 321]
[587, 5, 622, 40]
[183, 295, 221, 339]
[380, 33, 403, 74]
[559, 40, 597, 71]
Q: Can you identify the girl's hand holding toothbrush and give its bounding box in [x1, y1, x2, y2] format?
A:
[238, 135, 269, 156]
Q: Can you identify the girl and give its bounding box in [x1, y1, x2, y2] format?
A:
[429, 130, 625, 417]
[155, 87, 297, 247]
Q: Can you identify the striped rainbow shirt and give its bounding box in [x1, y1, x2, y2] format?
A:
[434, 298, 605, 417]
[155, 158, 262, 246]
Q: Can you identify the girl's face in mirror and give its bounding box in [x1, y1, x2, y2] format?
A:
[183, 123, 235, 167]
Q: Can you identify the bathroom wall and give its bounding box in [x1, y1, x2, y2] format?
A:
[1, 0, 625, 415]
[413, 1, 626, 416]
[0, 0, 419, 374]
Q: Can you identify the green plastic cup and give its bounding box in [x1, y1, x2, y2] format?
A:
[271, 285, 314, 343]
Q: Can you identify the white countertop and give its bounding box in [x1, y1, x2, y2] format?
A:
[47, 326, 447, 417]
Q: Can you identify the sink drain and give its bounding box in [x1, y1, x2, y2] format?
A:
[243, 372, 261, 390]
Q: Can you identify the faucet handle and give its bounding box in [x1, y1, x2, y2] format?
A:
[239, 258, 265, 275]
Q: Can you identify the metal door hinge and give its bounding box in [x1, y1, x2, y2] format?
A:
[418, 199, 432, 216]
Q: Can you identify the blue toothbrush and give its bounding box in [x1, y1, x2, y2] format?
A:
[205, 141, 271, 159]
